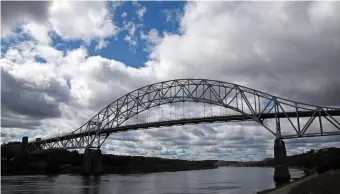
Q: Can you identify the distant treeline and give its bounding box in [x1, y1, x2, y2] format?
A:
[1, 146, 217, 175]
[216, 147, 340, 172]
[1, 141, 21, 146]
[103, 154, 217, 173]
[2, 141, 339, 175]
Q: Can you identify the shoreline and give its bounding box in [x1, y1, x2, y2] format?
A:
[1, 165, 217, 176]
[2, 166, 300, 177]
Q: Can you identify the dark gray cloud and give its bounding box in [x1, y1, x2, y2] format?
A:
[1, 1, 51, 35]
[229, 32, 340, 106]
[1, 1, 339, 161]
[1, 110, 41, 129]
[151, 2, 340, 107]
[1, 67, 71, 128]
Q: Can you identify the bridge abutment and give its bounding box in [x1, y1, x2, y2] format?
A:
[273, 138, 291, 184]
[82, 148, 102, 175]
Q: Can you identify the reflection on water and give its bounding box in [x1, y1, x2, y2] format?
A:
[81, 176, 101, 194]
[1, 167, 304, 194]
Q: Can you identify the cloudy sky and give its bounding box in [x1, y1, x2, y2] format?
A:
[1, 1, 340, 161]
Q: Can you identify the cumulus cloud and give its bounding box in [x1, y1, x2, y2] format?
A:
[22, 22, 52, 45]
[137, 7, 147, 19]
[141, 28, 162, 45]
[147, 2, 340, 106]
[1, 40, 153, 133]
[1, 57, 70, 128]
[49, 1, 119, 44]
[1, 1, 339, 161]
[1, 1, 119, 48]
[139, 1, 340, 159]
[1, 1, 51, 37]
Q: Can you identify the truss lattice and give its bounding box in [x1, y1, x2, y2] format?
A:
[28, 79, 340, 152]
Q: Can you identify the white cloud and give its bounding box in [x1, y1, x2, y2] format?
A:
[146, 2, 340, 105]
[137, 7, 147, 19]
[4, 48, 24, 64]
[131, 0, 146, 20]
[49, 1, 119, 44]
[1, 1, 51, 37]
[163, 8, 182, 23]
[124, 21, 137, 37]
[124, 35, 137, 46]
[2, 1, 340, 161]
[163, 9, 173, 22]
[1, 1, 120, 49]
[1, 41, 153, 138]
[122, 21, 142, 47]
[140, 28, 162, 52]
[95, 39, 109, 51]
[22, 22, 51, 45]
[121, 12, 127, 18]
[137, 1, 340, 159]
[4, 40, 63, 64]
[141, 28, 162, 45]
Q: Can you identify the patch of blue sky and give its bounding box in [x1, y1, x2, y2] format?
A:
[1, 1, 186, 69]
[141, 1, 185, 34]
[86, 1, 186, 68]
[1, 26, 31, 56]
[34, 56, 47, 63]
[1, 27, 72, 61]
[65, 77, 72, 89]
[50, 31, 83, 56]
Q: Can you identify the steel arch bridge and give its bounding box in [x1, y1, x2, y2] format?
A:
[28, 79, 340, 152]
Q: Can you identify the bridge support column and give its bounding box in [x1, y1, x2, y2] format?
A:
[46, 152, 61, 173]
[273, 138, 291, 184]
[21, 136, 28, 154]
[82, 148, 102, 175]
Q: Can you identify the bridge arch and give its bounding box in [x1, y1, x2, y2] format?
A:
[30, 79, 340, 151]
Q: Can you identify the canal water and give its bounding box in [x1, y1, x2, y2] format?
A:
[1, 167, 304, 194]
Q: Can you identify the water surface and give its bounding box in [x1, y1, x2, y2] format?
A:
[1, 167, 304, 194]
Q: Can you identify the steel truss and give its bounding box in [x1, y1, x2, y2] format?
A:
[28, 79, 340, 152]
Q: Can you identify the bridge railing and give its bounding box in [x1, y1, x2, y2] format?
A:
[36, 106, 340, 141]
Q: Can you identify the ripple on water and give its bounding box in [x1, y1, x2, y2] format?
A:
[204, 185, 242, 190]
[1, 167, 304, 194]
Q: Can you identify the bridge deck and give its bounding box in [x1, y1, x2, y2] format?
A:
[37, 110, 340, 143]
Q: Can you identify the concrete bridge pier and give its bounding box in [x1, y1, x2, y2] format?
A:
[82, 148, 102, 175]
[273, 138, 291, 184]
[46, 152, 61, 173]
[13, 136, 29, 171]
